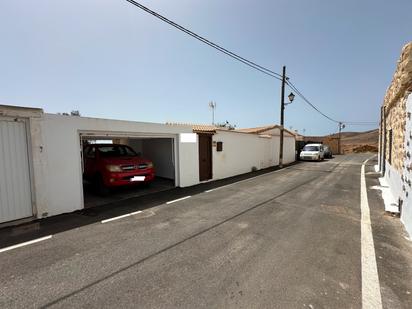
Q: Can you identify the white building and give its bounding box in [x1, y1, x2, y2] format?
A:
[0, 104, 295, 226]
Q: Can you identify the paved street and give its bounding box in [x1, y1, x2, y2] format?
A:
[1, 154, 412, 308]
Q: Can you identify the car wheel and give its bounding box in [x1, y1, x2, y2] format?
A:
[94, 174, 110, 196]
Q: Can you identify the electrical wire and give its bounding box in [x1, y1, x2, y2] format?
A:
[287, 80, 378, 126]
[286, 80, 341, 123]
[125, 0, 283, 80]
[125, 0, 377, 127]
[345, 121, 379, 126]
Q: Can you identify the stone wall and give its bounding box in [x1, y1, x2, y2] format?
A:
[383, 42, 412, 172]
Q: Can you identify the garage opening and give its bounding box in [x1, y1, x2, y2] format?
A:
[80, 134, 177, 208]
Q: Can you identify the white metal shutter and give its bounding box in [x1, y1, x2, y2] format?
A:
[0, 119, 33, 223]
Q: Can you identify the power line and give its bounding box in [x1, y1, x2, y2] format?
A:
[125, 0, 377, 127]
[287, 80, 341, 123]
[345, 121, 379, 126]
[125, 0, 283, 80]
[344, 121, 378, 124]
[287, 80, 378, 125]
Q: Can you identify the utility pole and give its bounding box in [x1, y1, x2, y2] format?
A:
[279, 66, 286, 168]
[338, 122, 345, 154]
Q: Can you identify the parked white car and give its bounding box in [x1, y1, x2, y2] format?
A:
[300, 143, 325, 161]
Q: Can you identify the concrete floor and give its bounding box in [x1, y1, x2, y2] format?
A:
[83, 177, 175, 208]
[0, 154, 412, 308]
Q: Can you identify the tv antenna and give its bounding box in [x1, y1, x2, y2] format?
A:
[209, 101, 216, 125]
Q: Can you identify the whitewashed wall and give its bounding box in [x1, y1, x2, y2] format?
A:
[0, 105, 296, 221]
[128, 139, 143, 154]
[142, 139, 175, 180]
[402, 93, 412, 236]
[178, 133, 199, 186]
[283, 134, 296, 164]
[383, 93, 412, 237]
[212, 129, 295, 181]
[36, 115, 197, 217]
[127, 138, 175, 179]
[31, 117, 295, 218]
[399, 93, 412, 236]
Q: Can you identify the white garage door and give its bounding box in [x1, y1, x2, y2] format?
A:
[0, 119, 33, 223]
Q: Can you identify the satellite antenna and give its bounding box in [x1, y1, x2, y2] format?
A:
[209, 101, 216, 124]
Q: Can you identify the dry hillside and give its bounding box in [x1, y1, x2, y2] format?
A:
[305, 129, 379, 154]
[339, 129, 379, 153]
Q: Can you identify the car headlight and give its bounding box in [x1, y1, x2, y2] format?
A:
[106, 165, 122, 172]
[147, 162, 154, 168]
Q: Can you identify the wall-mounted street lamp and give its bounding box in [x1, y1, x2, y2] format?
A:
[286, 92, 295, 105]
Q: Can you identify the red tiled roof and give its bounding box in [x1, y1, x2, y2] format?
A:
[236, 125, 280, 134]
[237, 125, 296, 137]
[165, 122, 217, 133]
[166, 122, 296, 138]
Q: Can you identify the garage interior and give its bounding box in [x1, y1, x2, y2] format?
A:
[80, 134, 176, 208]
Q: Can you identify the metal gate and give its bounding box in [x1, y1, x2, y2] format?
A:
[0, 118, 33, 223]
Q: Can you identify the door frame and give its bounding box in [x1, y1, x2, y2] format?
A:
[198, 133, 213, 181]
[0, 116, 35, 224]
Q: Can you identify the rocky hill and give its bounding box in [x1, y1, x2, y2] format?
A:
[339, 129, 379, 153]
[304, 129, 379, 154]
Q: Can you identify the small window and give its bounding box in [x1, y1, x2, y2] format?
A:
[216, 141, 223, 152]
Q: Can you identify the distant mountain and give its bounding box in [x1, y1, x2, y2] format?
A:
[328, 129, 378, 144]
[341, 129, 378, 145]
[304, 129, 379, 153]
[339, 129, 379, 153]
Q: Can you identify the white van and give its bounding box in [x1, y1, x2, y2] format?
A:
[299, 143, 324, 161]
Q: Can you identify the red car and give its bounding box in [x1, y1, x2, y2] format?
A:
[83, 144, 155, 194]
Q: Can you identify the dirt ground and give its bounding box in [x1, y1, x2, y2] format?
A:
[340, 129, 378, 153]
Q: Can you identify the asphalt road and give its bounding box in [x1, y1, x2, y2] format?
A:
[1, 154, 412, 308]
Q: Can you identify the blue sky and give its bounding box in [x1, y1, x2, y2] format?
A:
[1, 0, 411, 135]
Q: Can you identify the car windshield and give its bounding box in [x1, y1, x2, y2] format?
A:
[303, 145, 319, 151]
[97, 145, 137, 157]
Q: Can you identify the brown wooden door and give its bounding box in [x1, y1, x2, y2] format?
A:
[198, 134, 212, 181]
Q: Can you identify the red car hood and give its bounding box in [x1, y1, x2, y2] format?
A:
[101, 157, 151, 165]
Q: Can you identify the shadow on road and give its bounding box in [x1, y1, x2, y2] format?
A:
[0, 161, 300, 249]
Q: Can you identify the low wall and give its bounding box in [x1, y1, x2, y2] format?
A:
[382, 92, 412, 237]
[212, 130, 295, 180]
[400, 93, 412, 236]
